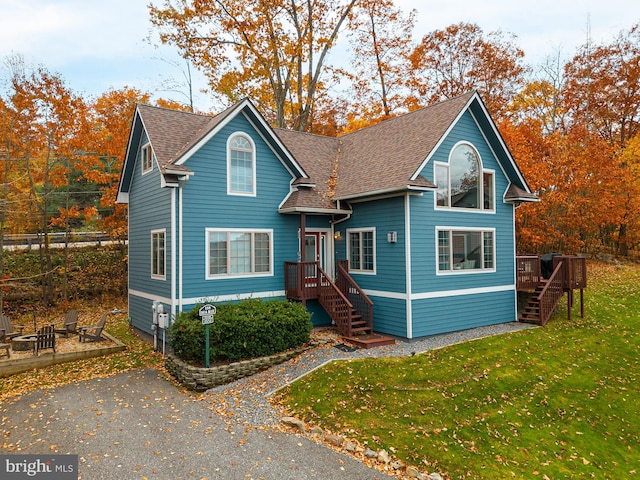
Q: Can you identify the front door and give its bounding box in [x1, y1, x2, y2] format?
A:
[304, 232, 327, 284]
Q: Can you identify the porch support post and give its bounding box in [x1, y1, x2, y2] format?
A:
[300, 213, 306, 262]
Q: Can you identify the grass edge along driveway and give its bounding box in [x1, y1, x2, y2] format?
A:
[276, 262, 640, 479]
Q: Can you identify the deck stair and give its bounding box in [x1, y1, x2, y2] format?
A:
[519, 281, 546, 325]
[517, 255, 586, 326]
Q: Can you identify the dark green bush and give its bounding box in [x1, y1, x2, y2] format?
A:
[167, 310, 207, 363]
[167, 299, 313, 364]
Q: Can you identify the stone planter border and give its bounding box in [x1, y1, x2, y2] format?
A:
[0, 332, 126, 377]
[165, 346, 308, 391]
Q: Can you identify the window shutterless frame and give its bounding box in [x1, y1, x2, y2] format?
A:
[346, 228, 376, 274]
[436, 227, 495, 274]
[434, 142, 495, 212]
[141, 143, 153, 174]
[227, 133, 256, 196]
[206, 228, 273, 279]
[151, 229, 166, 279]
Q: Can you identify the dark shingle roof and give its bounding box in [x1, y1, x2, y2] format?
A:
[274, 129, 339, 210]
[137, 103, 228, 166]
[131, 91, 535, 210]
[333, 92, 474, 199]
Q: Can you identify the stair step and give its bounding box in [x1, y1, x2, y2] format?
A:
[351, 326, 373, 332]
[519, 317, 542, 325]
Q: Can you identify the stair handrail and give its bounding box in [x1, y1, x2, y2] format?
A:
[336, 262, 373, 333]
[537, 260, 565, 326]
[316, 265, 355, 337]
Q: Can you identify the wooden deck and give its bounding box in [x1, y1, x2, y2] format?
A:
[516, 255, 587, 325]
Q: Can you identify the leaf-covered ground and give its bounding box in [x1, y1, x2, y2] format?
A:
[0, 299, 166, 401]
[277, 262, 640, 479]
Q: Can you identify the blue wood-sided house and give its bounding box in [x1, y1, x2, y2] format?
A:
[117, 91, 538, 342]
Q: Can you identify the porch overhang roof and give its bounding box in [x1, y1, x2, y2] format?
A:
[504, 184, 539, 203]
[278, 206, 353, 215]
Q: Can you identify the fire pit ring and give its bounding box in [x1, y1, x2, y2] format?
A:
[11, 334, 38, 352]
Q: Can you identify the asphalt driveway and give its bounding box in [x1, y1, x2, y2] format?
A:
[1, 368, 390, 479]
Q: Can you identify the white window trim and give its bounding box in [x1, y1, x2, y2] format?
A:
[205, 228, 273, 279]
[434, 142, 495, 213]
[227, 132, 257, 196]
[435, 226, 496, 275]
[141, 143, 153, 175]
[482, 169, 496, 212]
[346, 227, 376, 275]
[151, 229, 166, 280]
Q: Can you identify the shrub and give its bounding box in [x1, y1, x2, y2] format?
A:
[167, 299, 313, 364]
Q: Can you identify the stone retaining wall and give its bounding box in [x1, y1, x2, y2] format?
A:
[165, 346, 308, 391]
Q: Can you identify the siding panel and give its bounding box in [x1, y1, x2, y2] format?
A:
[411, 289, 516, 337]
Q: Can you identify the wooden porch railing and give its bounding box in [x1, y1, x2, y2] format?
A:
[553, 255, 587, 290]
[284, 261, 321, 302]
[516, 255, 541, 290]
[336, 260, 373, 334]
[537, 260, 565, 326]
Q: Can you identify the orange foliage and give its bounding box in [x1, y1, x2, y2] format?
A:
[149, 0, 359, 131]
[409, 22, 527, 118]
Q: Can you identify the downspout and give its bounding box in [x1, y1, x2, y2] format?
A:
[178, 176, 189, 313]
[405, 193, 412, 339]
[171, 188, 176, 322]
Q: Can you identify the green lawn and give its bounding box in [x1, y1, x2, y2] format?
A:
[277, 262, 640, 479]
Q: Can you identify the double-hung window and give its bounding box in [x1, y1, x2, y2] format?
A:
[347, 228, 376, 273]
[142, 143, 153, 174]
[437, 228, 495, 273]
[435, 143, 494, 211]
[151, 229, 166, 279]
[207, 229, 272, 277]
[227, 133, 255, 195]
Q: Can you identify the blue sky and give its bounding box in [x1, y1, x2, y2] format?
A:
[0, 0, 635, 112]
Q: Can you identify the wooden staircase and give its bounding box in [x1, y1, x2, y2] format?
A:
[519, 281, 546, 325]
[518, 256, 585, 326]
[284, 260, 394, 348]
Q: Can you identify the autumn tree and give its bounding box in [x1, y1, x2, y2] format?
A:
[343, 0, 415, 127]
[149, 0, 358, 131]
[507, 49, 569, 136]
[409, 22, 527, 118]
[3, 65, 88, 305]
[564, 22, 640, 148]
[563, 22, 640, 254]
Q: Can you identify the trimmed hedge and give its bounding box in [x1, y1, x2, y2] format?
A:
[168, 299, 313, 364]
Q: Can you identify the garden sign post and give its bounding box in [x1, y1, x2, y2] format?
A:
[199, 303, 216, 368]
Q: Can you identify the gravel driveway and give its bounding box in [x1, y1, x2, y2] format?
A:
[1, 368, 391, 479]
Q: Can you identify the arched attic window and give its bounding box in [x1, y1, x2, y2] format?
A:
[435, 143, 494, 210]
[227, 133, 256, 195]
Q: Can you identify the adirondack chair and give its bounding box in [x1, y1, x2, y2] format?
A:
[79, 313, 107, 343]
[54, 310, 78, 337]
[34, 324, 56, 355]
[0, 314, 24, 341]
[0, 343, 9, 358]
